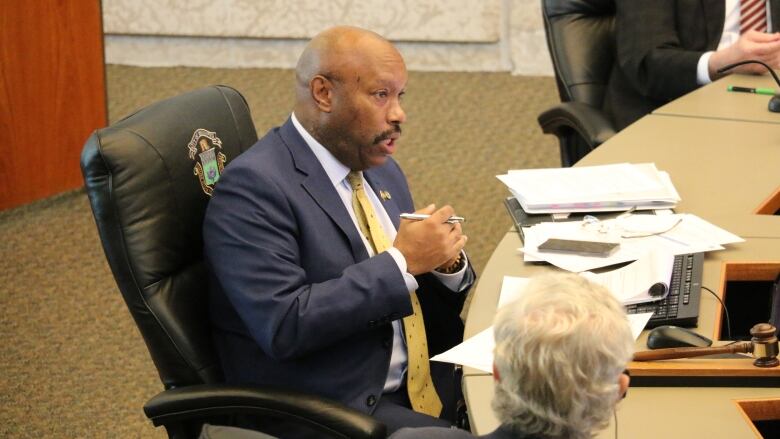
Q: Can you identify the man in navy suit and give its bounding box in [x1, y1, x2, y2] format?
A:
[391, 274, 634, 439]
[203, 26, 475, 435]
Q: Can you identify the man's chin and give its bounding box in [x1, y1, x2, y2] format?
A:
[365, 154, 389, 169]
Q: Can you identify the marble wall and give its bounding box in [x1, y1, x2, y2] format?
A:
[103, 0, 553, 76]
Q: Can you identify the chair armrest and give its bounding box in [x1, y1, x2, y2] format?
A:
[537, 101, 617, 149]
[144, 384, 386, 439]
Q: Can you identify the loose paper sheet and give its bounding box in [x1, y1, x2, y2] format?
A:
[581, 251, 674, 305]
[431, 275, 654, 372]
[521, 213, 742, 272]
[431, 313, 653, 373]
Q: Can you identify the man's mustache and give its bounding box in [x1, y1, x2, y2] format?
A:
[373, 125, 402, 144]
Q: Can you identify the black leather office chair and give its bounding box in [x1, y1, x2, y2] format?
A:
[81, 85, 386, 439]
[538, 0, 618, 167]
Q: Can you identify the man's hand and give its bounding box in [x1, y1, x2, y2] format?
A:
[394, 204, 468, 276]
[709, 30, 780, 78]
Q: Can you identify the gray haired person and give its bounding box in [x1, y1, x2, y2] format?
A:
[391, 273, 634, 439]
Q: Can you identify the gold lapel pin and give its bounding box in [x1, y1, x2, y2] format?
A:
[380, 190, 391, 201]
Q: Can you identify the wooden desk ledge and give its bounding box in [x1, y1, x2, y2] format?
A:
[629, 356, 780, 377]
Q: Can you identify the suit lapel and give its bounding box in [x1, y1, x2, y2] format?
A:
[771, 0, 780, 31]
[364, 170, 402, 230]
[278, 119, 368, 260]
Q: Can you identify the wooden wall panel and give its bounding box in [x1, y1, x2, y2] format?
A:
[0, 1, 107, 210]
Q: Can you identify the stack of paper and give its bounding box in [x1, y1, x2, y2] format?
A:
[497, 163, 680, 213]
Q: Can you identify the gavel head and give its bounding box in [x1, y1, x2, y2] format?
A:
[750, 323, 780, 368]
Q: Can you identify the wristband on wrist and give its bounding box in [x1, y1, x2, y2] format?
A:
[436, 252, 464, 274]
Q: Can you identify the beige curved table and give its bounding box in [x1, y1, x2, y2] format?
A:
[654, 74, 780, 124]
[463, 81, 780, 438]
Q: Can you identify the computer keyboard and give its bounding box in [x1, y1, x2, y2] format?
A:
[625, 253, 704, 328]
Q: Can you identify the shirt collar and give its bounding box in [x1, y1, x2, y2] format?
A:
[291, 112, 352, 186]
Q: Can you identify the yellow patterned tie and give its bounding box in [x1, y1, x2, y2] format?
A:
[347, 171, 443, 417]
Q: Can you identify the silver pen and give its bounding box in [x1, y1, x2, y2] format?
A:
[400, 213, 465, 224]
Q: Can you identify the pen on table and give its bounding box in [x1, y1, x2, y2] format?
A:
[727, 85, 776, 96]
[400, 213, 465, 224]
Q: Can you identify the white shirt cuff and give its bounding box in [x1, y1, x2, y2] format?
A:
[697, 51, 714, 85]
[387, 246, 418, 291]
[431, 251, 469, 291]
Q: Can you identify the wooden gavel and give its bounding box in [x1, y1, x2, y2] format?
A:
[634, 323, 780, 368]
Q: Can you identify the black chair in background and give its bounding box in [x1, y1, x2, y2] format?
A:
[81, 85, 386, 439]
[537, 0, 618, 167]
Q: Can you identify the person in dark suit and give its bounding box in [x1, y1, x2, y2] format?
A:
[203, 26, 475, 436]
[390, 274, 634, 439]
[605, 0, 780, 129]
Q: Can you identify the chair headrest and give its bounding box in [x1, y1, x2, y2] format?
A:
[542, 0, 616, 106]
[544, 0, 615, 18]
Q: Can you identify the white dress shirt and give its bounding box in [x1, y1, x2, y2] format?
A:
[290, 113, 468, 393]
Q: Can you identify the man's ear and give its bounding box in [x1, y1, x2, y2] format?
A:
[492, 363, 501, 383]
[618, 371, 630, 399]
[310, 75, 334, 112]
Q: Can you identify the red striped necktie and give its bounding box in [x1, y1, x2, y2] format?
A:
[741, 0, 768, 33]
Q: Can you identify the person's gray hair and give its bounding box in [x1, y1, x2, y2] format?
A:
[491, 273, 634, 439]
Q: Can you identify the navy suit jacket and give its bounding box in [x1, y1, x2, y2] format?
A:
[605, 0, 780, 129]
[203, 118, 473, 414]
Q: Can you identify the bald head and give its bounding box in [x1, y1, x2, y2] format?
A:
[295, 26, 402, 103]
[292, 26, 408, 171]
